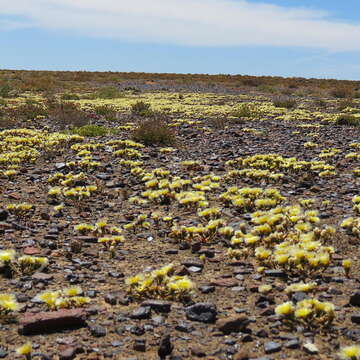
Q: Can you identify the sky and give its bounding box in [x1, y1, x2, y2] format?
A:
[1, 0, 360, 80]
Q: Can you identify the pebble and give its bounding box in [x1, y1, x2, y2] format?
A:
[186, 302, 217, 323]
[89, 325, 107, 337]
[133, 338, 146, 352]
[303, 342, 318, 354]
[158, 333, 173, 358]
[350, 291, 360, 306]
[130, 306, 151, 320]
[264, 341, 282, 354]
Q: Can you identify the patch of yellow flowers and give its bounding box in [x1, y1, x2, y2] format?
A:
[35, 286, 90, 310]
[275, 298, 335, 328]
[126, 264, 195, 301]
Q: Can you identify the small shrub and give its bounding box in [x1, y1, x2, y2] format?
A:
[209, 117, 227, 129]
[231, 103, 259, 119]
[133, 118, 175, 146]
[71, 125, 109, 137]
[94, 104, 118, 121]
[0, 83, 12, 98]
[314, 99, 326, 108]
[131, 101, 153, 117]
[15, 102, 47, 120]
[335, 114, 359, 126]
[338, 99, 355, 111]
[273, 96, 297, 109]
[331, 87, 352, 99]
[94, 86, 123, 99]
[47, 99, 89, 129]
[60, 93, 80, 100]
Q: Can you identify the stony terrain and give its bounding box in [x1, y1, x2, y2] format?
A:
[0, 72, 360, 359]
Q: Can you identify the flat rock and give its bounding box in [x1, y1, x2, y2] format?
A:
[217, 315, 250, 334]
[210, 278, 239, 288]
[32, 272, 54, 281]
[130, 306, 151, 319]
[264, 269, 286, 277]
[303, 343, 318, 355]
[264, 341, 282, 354]
[142, 300, 172, 313]
[19, 309, 87, 335]
[186, 302, 217, 323]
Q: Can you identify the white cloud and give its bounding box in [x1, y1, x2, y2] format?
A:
[0, 0, 360, 51]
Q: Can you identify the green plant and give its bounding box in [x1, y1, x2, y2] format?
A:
[133, 118, 175, 145]
[231, 103, 259, 119]
[94, 104, 118, 121]
[95, 86, 124, 99]
[331, 87, 353, 99]
[47, 99, 89, 129]
[336, 114, 359, 126]
[60, 93, 80, 100]
[338, 99, 355, 111]
[0, 83, 13, 98]
[131, 101, 153, 116]
[70, 125, 110, 137]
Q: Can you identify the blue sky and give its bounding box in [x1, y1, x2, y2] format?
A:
[0, 0, 360, 80]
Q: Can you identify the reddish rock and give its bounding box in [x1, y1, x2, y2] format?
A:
[19, 309, 87, 335]
[32, 272, 54, 281]
[23, 247, 41, 255]
[210, 278, 238, 288]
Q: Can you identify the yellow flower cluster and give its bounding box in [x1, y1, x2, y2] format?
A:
[126, 264, 194, 301]
[35, 287, 90, 310]
[275, 298, 335, 327]
[220, 187, 284, 212]
[0, 293, 19, 315]
[0, 249, 48, 275]
[6, 203, 33, 217]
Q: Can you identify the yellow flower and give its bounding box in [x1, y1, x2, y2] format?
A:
[295, 307, 312, 318]
[343, 259, 352, 270]
[0, 249, 16, 263]
[275, 302, 294, 316]
[339, 345, 360, 360]
[16, 342, 32, 356]
[63, 286, 82, 297]
[0, 293, 19, 312]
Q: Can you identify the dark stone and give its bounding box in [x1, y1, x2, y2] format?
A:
[133, 338, 146, 352]
[351, 314, 360, 324]
[199, 285, 215, 294]
[350, 291, 360, 306]
[142, 300, 172, 313]
[186, 302, 217, 323]
[285, 339, 300, 349]
[130, 325, 145, 336]
[158, 334, 173, 358]
[264, 269, 286, 277]
[104, 294, 117, 305]
[175, 321, 193, 333]
[89, 325, 107, 337]
[0, 348, 7, 359]
[130, 306, 151, 319]
[0, 209, 8, 221]
[264, 341, 282, 354]
[217, 316, 250, 334]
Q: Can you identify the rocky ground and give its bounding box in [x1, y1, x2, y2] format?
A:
[0, 81, 360, 360]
